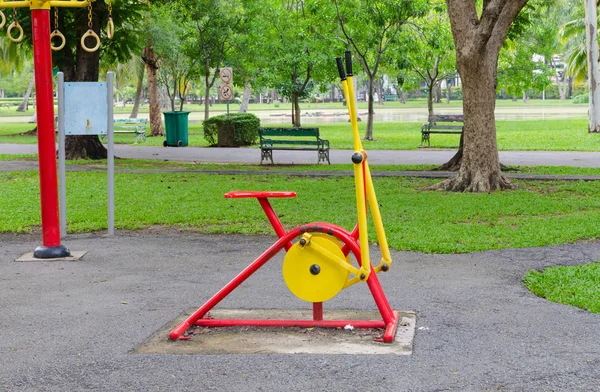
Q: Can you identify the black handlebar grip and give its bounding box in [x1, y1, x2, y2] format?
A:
[345, 51, 353, 76]
[336, 57, 346, 81]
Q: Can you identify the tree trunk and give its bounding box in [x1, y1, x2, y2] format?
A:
[522, 91, 527, 104]
[292, 93, 301, 127]
[364, 75, 375, 140]
[436, 133, 463, 171]
[204, 70, 211, 121]
[17, 74, 35, 112]
[446, 80, 451, 104]
[63, 13, 107, 160]
[142, 47, 164, 136]
[129, 60, 145, 119]
[430, 62, 511, 191]
[427, 80, 435, 117]
[585, 0, 600, 132]
[377, 78, 384, 106]
[239, 83, 251, 113]
[435, 82, 442, 103]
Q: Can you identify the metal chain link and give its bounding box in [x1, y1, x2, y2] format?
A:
[12, 7, 16, 22]
[108, 0, 112, 17]
[87, 1, 93, 29]
[54, 7, 59, 30]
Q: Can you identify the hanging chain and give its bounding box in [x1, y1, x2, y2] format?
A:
[12, 7, 17, 22]
[108, 0, 112, 18]
[87, 1, 93, 29]
[54, 7, 59, 30]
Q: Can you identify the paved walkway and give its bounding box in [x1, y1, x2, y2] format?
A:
[4, 142, 600, 167]
[1, 232, 599, 391]
[3, 142, 600, 390]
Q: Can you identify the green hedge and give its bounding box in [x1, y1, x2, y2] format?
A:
[203, 113, 260, 146]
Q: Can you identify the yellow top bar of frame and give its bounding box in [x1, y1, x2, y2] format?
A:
[0, 0, 90, 10]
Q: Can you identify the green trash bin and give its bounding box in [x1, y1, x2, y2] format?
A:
[163, 111, 190, 147]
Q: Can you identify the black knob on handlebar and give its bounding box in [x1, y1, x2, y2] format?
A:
[336, 57, 346, 81]
[345, 51, 353, 76]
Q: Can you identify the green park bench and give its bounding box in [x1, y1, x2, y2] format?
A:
[101, 118, 148, 143]
[259, 127, 330, 164]
[420, 114, 464, 147]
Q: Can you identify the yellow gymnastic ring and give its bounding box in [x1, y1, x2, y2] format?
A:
[80, 29, 100, 53]
[106, 17, 114, 39]
[7, 21, 24, 43]
[50, 30, 66, 51]
[0, 11, 6, 30]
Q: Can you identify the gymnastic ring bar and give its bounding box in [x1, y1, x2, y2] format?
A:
[7, 20, 23, 43]
[106, 17, 114, 39]
[80, 29, 100, 52]
[50, 29, 66, 51]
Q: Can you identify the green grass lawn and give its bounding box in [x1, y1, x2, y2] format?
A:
[1, 118, 598, 151]
[8, 154, 600, 177]
[524, 263, 600, 314]
[4, 170, 600, 254]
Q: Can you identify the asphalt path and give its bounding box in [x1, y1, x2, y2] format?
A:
[1, 232, 599, 391]
[4, 142, 600, 167]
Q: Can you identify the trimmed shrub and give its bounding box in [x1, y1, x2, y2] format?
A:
[203, 113, 260, 146]
[572, 94, 589, 104]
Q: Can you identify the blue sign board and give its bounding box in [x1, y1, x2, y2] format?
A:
[64, 82, 108, 135]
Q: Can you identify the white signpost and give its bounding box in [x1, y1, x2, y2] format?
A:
[57, 72, 115, 237]
[219, 67, 233, 114]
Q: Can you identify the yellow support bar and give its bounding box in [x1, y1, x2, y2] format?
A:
[0, 0, 90, 10]
[0, 1, 31, 8]
[364, 161, 392, 270]
[345, 75, 363, 152]
[305, 239, 360, 276]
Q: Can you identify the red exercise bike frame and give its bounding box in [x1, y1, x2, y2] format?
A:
[169, 191, 400, 343]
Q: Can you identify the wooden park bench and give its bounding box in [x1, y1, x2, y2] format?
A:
[101, 118, 148, 143]
[420, 114, 464, 147]
[259, 127, 330, 164]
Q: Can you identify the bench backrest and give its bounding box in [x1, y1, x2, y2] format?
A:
[428, 114, 463, 123]
[114, 118, 148, 125]
[259, 127, 320, 138]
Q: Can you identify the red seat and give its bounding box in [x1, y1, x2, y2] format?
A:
[224, 191, 297, 199]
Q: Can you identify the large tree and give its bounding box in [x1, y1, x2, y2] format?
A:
[259, 0, 334, 127]
[398, 7, 456, 117]
[431, 0, 529, 192]
[50, 0, 143, 159]
[334, 0, 427, 140]
[186, 0, 245, 120]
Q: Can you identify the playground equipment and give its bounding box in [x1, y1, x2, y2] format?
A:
[170, 51, 401, 343]
[0, 0, 112, 258]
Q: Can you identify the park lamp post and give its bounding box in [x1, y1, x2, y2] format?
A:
[0, 0, 92, 258]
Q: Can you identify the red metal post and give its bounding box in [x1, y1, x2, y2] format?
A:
[313, 302, 323, 321]
[31, 9, 69, 259]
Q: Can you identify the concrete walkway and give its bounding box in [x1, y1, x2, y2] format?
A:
[4, 142, 600, 167]
[1, 232, 599, 391]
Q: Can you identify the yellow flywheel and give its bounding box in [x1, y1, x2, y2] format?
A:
[282, 234, 350, 303]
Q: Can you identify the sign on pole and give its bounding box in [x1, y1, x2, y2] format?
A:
[220, 67, 233, 84]
[219, 84, 233, 101]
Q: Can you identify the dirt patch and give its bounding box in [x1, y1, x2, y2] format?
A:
[134, 309, 416, 356]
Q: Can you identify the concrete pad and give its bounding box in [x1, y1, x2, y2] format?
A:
[15, 250, 87, 262]
[135, 309, 416, 356]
